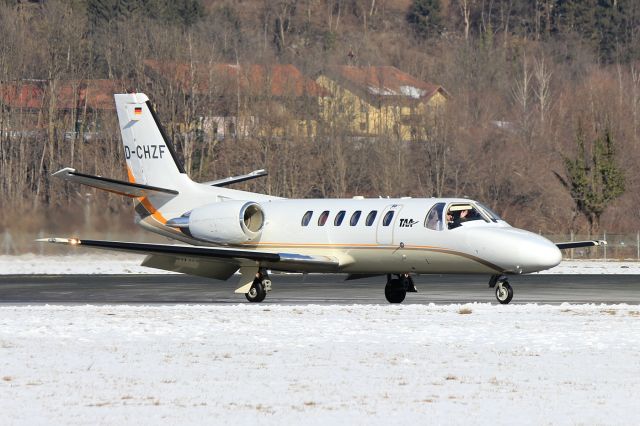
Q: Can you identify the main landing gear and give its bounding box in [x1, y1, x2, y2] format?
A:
[384, 274, 417, 304]
[245, 270, 272, 303]
[489, 274, 513, 304]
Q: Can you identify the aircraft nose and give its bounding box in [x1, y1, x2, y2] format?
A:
[468, 228, 562, 274]
[519, 234, 562, 273]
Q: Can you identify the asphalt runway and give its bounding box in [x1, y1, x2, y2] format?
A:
[1, 274, 639, 304]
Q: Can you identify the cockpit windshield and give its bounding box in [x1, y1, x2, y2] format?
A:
[474, 202, 503, 222]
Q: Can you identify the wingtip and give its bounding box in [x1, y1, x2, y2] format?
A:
[35, 237, 81, 245]
[52, 167, 76, 177]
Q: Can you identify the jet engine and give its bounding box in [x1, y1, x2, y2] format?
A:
[170, 201, 265, 244]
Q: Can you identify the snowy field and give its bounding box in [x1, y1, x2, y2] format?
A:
[0, 304, 639, 425]
[2, 254, 640, 275]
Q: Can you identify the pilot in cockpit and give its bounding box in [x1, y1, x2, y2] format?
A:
[448, 207, 470, 229]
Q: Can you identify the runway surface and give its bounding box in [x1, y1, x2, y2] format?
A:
[1, 274, 640, 304]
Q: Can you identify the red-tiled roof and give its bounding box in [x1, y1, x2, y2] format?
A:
[0, 82, 44, 109]
[144, 60, 328, 97]
[0, 80, 125, 110]
[324, 65, 448, 102]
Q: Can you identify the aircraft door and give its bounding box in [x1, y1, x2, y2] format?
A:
[376, 204, 402, 245]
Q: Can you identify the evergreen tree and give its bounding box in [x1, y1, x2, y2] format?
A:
[406, 0, 442, 39]
[554, 124, 626, 233]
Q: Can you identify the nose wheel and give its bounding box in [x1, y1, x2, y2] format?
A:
[490, 275, 513, 304]
[245, 272, 271, 303]
[495, 281, 513, 304]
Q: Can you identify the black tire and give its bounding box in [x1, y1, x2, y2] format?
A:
[245, 281, 267, 303]
[385, 278, 406, 304]
[495, 282, 513, 304]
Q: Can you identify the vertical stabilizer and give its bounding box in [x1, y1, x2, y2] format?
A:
[114, 93, 185, 188]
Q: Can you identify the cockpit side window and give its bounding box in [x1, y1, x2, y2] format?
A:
[424, 202, 445, 230]
[446, 203, 489, 229]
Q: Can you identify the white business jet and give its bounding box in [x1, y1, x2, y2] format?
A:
[40, 93, 604, 304]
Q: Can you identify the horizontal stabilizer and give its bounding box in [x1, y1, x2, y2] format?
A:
[555, 240, 607, 250]
[202, 169, 268, 187]
[37, 238, 341, 273]
[52, 168, 178, 198]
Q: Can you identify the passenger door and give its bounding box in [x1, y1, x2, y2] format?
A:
[376, 204, 402, 245]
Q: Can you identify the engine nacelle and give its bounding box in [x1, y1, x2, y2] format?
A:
[187, 201, 264, 244]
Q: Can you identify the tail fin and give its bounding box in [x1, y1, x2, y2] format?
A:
[114, 93, 186, 188]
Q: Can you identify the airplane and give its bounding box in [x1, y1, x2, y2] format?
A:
[39, 92, 605, 304]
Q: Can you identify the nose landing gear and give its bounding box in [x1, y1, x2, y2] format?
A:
[245, 270, 272, 303]
[489, 274, 513, 304]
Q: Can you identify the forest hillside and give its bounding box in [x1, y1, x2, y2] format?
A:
[0, 0, 639, 242]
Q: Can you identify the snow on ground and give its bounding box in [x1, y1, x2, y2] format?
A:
[1, 254, 640, 275]
[0, 304, 639, 424]
[0, 254, 161, 275]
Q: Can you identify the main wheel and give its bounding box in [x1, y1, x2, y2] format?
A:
[385, 278, 406, 304]
[495, 282, 513, 304]
[245, 281, 267, 303]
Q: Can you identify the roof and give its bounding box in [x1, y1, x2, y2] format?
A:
[0, 82, 44, 109]
[322, 65, 449, 103]
[0, 80, 125, 111]
[144, 60, 328, 98]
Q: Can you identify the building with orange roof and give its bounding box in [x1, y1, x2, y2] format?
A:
[316, 65, 449, 141]
[143, 60, 327, 140]
[0, 79, 126, 140]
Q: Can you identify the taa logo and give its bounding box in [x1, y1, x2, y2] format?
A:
[399, 218, 418, 227]
[125, 145, 166, 160]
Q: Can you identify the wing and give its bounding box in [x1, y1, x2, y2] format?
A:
[52, 168, 178, 198]
[555, 240, 607, 250]
[37, 238, 340, 274]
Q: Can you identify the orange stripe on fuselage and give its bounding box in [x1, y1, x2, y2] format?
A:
[126, 166, 168, 225]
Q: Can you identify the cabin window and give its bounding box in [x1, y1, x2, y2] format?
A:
[301, 211, 313, 226]
[350, 210, 362, 226]
[382, 211, 394, 226]
[334, 210, 346, 226]
[365, 210, 377, 226]
[318, 210, 329, 226]
[425, 202, 445, 231]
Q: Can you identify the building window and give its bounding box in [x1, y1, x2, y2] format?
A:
[365, 210, 377, 226]
[318, 210, 329, 226]
[301, 211, 313, 226]
[350, 211, 362, 226]
[334, 210, 346, 226]
[360, 122, 366, 131]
